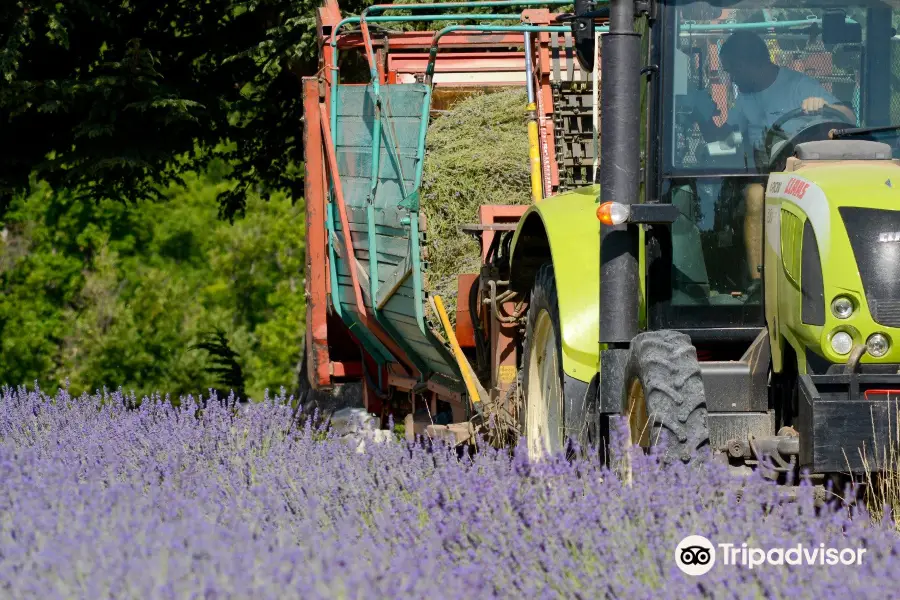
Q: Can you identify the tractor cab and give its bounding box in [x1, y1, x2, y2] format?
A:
[648, 0, 900, 339]
[629, 0, 900, 473]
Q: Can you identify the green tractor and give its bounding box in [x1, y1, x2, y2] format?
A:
[512, 0, 900, 476]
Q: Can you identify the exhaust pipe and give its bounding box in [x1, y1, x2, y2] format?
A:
[599, 0, 641, 345]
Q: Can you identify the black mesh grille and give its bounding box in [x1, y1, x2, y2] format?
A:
[801, 218, 825, 325]
[839, 207, 900, 328]
[869, 299, 900, 328]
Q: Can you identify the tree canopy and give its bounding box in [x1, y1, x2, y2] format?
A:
[0, 163, 307, 399]
[0, 0, 371, 220]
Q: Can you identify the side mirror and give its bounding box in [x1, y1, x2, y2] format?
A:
[573, 0, 597, 72]
[823, 10, 862, 45]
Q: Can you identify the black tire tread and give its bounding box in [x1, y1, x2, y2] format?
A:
[623, 330, 710, 463]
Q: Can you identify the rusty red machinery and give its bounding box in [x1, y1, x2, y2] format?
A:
[302, 0, 605, 439]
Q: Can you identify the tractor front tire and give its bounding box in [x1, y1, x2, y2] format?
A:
[621, 330, 710, 464]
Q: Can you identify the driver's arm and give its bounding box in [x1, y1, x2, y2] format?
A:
[682, 86, 737, 143]
[796, 74, 856, 122]
[801, 97, 856, 123]
[695, 93, 748, 144]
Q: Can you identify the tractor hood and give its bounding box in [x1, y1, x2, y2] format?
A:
[766, 159, 900, 367]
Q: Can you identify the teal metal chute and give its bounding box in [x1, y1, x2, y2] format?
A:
[329, 81, 462, 386]
[324, 5, 584, 392]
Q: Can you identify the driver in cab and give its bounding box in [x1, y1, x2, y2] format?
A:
[693, 30, 856, 291]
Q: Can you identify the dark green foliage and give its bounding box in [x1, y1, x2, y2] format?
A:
[0, 0, 373, 220]
[0, 167, 306, 400]
[191, 329, 247, 401]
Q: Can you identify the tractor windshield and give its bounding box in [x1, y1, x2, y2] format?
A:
[665, 0, 900, 174]
[651, 0, 900, 332]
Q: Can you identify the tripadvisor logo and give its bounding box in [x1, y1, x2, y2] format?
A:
[675, 535, 716, 576]
[675, 535, 868, 575]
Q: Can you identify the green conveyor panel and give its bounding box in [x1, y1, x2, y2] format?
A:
[329, 83, 463, 390]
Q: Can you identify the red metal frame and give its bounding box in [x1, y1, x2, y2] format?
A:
[306, 1, 601, 410]
[479, 206, 529, 399]
[455, 273, 479, 349]
[331, 361, 363, 378]
[389, 52, 527, 86]
[319, 102, 367, 316]
[303, 78, 333, 389]
[864, 390, 900, 400]
[478, 205, 529, 260]
[334, 30, 543, 52]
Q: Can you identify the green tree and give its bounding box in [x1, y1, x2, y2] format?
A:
[0, 0, 373, 219]
[0, 167, 306, 400]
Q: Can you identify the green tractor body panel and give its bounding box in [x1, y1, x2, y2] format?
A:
[510, 185, 601, 384]
[765, 161, 900, 373]
[511, 159, 900, 386]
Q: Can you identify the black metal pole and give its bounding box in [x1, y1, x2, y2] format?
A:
[599, 0, 641, 345]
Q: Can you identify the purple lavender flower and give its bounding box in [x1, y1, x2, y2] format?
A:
[0, 385, 897, 598]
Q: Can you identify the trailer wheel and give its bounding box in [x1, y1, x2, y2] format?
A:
[521, 263, 583, 460]
[622, 330, 710, 464]
[294, 339, 364, 426]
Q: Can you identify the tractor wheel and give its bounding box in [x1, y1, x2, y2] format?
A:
[521, 263, 586, 460]
[621, 330, 710, 464]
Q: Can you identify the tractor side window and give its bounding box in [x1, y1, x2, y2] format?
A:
[663, 178, 763, 305]
[647, 176, 766, 331]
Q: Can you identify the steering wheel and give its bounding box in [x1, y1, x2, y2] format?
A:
[764, 105, 855, 170]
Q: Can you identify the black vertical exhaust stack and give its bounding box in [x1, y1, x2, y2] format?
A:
[599, 0, 641, 345]
[598, 0, 641, 412]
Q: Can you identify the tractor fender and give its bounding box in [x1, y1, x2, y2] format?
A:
[509, 185, 600, 385]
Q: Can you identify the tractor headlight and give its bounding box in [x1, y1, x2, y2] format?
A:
[831, 296, 854, 319]
[867, 333, 890, 358]
[831, 331, 854, 355]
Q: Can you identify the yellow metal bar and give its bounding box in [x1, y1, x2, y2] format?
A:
[432, 295, 489, 411]
[526, 102, 543, 203]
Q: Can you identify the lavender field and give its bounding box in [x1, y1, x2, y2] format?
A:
[1, 386, 899, 599]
